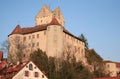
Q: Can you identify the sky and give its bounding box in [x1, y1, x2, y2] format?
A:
[0, 0, 120, 62]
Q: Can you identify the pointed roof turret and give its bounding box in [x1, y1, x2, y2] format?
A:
[11, 25, 22, 34]
[49, 18, 61, 26]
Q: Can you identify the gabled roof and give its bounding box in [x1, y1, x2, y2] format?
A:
[0, 61, 48, 79]
[1, 61, 29, 74]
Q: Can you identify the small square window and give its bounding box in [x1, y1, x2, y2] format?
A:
[37, 34, 39, 38]
[29, 64, 33, 70]
[32, 43, 35, 47]
[34, 72, 39, 77]
[23, 37, 26, 41]
[28, 44, 31, 47]
[29, 36, 31, 39]
[25, 71, 29, 77]
[37, 42, 39, 46]
[42, 75, 44, 78]
[32, 35, 35, 38]
[44, 31, 46, 35]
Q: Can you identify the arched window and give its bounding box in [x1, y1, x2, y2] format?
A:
[29, 64, 33, 70]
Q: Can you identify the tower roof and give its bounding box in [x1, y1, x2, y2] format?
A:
[49, 18, 61, 26]
[11, 25, 22, 34]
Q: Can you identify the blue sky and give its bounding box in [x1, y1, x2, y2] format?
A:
[0, 0, 120, 62]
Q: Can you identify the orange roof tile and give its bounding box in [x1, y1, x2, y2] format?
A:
[11, 25, 22, 34]
[49, 18, 61, 26]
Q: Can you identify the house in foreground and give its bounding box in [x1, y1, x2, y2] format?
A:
[0, 61, 48, 79]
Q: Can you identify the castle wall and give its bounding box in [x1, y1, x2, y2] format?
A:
[46, 25, 63, 58]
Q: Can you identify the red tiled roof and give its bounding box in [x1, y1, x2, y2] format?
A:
[0, 61, 7, 70]
[11, 25, 22, 34]
[9, 18, 82, 41]
[1, 61, 28, 74]
[0, 51, 3, 60]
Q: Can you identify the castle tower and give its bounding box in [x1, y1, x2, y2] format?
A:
[46, 18, 63, 58]
[53, 7, 65, 26]
[36, 5, 52, 25]
[36, 5, 64, 26]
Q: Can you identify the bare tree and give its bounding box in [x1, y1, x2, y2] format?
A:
[0, 40, 8, 58]
[8, 36, 26, 64]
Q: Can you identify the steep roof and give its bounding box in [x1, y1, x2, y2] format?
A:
[11, 25, 22, 34]
[49, 17, 61, 26]
[0, 61, 48, 79]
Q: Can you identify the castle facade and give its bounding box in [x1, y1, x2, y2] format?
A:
[8, 5, 86, 64]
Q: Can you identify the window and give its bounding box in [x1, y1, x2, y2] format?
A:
[28, 44, 31, 47]
[44, 31, 46, 35]
[15, 36, 20, 42]
[34, 72, 39, 77]
[37, 34, 39, 38]
[107, 64, 110, 68]
[42, 75, 44, 78]
[37, 42, 39, 46]
[29, 36, 31, 39]
[41, 20, 42, 22]
[32, 35, 35, 38]
[25, 71, 29, 77]
[32, 43, 35, 47]
[29, 64, 33, 70]
[23, 37, 26, 41]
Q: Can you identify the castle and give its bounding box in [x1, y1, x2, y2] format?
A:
[8, 5, 87, 64]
